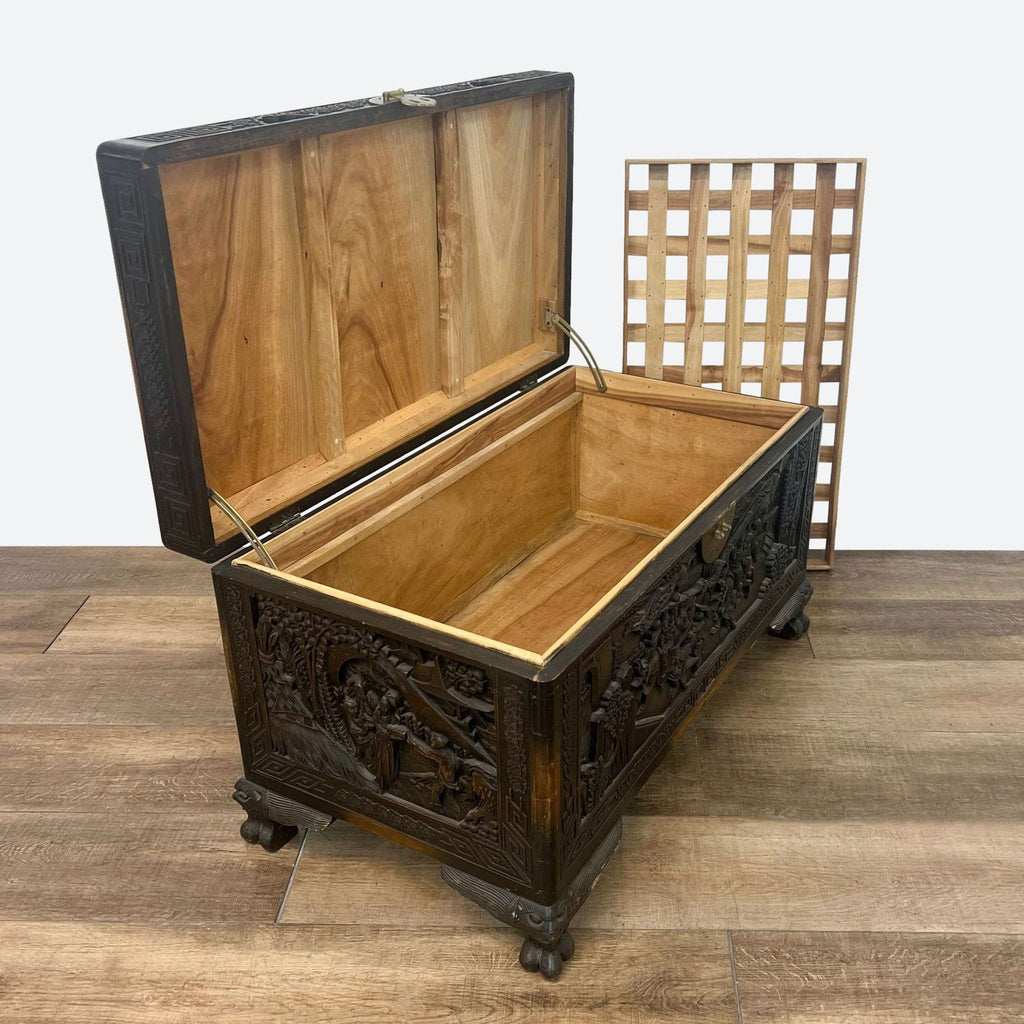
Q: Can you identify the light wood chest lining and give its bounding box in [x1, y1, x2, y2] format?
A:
[158, 91, 568, 539]
[238, 369, 805, 660]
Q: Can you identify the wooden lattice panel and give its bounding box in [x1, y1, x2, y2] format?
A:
[622, 159, 865, 569]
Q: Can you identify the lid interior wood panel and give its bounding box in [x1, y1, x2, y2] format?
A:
[158, 88, 569, 541]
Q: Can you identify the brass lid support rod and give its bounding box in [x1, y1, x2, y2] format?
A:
[545, 309, 608, 393]
[208, 488, 278, 570]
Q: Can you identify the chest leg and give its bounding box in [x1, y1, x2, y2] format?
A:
[441, 818, 622, 980]
[767, 579, 813, 639]
[232, 777, 333, 853]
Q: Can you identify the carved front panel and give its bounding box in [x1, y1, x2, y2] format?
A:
[563, 426, 818, 863]
[218, 584, 532, 882]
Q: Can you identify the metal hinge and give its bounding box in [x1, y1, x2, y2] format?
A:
[369, 88, 437, 108]
[267, 509, 302, 535]
[541, 306, 608, 392]
[208, 488, 278, 570]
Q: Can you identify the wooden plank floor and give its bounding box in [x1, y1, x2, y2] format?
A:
[1, 548, 1022, 1022]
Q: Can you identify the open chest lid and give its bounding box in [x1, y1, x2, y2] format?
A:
[98, 71, 573, 561]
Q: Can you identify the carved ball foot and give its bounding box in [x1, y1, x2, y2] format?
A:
[519, 932, 575, 980]
[239, 814, 298, 853]
[768, 611, 810, 640]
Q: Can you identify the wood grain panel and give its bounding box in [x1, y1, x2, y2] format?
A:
[801, 162, 836, 405]
[572, 816, 1024, 932]
[0, 726, 239, 812]
[217, 341, 561, 537]
[577, 393, 774, 530]
[285, 814, 1024, 933]
[308, 411, 574, 621]
[579, 366, 799, 428]
[631, 725, 1024, 821]
[318, 118, 441, 437]
[816, 551, 1024, 601]
[0, 593, 85, 651]
[158, 89, 570, 538]
[287, 396, 580, 578]
[627, 187, 859, 210]
[0, 922, 736, 1024]
[762, 163, 793, 399]
[0, 547, 212, 595]
[0, 812, 292, 924]
[296, 137, 346, 457]
[533, 89, 567, 330]
[645, 163, 668, 378]
[48, 596, 220, 653]
[260, 372, 577, 570]
[683, 163, 710, 384]
[723, 162, 751, 392]
[732, 931, 1024, 1024]
[0, 651, 226, 726]
[459, 97, 537, 375]
[160, 146, 319, 497]
[699, 657, 1024, 734]
[627, 233, 853, 256]
[447, 516, 660, 652]
[808, 599, 1024, 660]
[433, 109, 465, 397]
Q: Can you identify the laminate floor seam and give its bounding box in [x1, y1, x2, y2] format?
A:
[726, 930, 744, 1024]
[39, 594, 89, 654]
[275, 830, 309, 924]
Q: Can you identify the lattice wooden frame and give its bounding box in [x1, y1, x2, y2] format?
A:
[622, 158, 865, 569]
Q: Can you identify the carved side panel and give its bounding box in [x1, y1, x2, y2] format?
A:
[564, 429, 818, 863]
[217, 582, 531, 883]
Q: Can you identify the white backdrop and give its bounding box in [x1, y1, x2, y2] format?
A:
[3, 1, 1021, 548]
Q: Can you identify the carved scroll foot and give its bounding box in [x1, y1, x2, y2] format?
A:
[767, 579, 813, 640]
[239, 811, 297, 853]
[232, 777, 333, 853]
[441, 819, 622, 980]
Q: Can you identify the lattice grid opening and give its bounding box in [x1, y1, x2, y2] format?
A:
[622, 159, 866, 569]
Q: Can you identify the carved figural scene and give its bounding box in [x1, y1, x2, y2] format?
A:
[254, 596, 501, 838]
[98, 71, 824, 981]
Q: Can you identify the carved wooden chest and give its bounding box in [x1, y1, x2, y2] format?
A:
[98, 71, 820, 979]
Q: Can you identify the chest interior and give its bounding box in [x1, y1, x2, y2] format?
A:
[237, 368, 803, 661]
